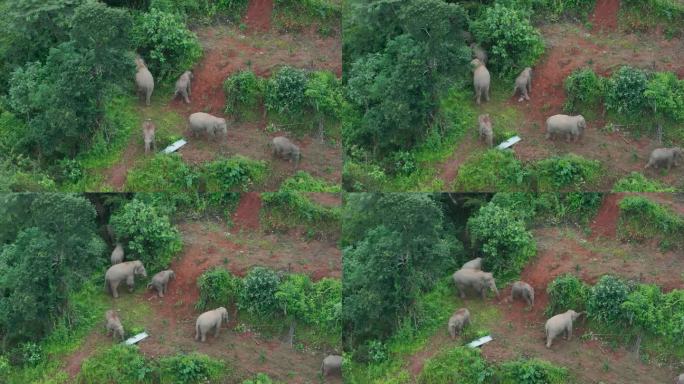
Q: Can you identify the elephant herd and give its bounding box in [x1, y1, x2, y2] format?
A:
[469, 46, 683, 172]
[449, 257, 583, 349]
[102, 242, 342, 378]
[134, 57, 302, 166]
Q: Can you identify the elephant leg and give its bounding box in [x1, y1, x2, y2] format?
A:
[523, 88, 530, 101]
[214, 323, 220, 337]
[111, 281, 120, 298]
[567, 326, 572, 341]
[476, 90, 481, 105]
[546, 334, 552, 348]
[127, 276, 135, 292]
[182, 90, 190, 104]
[485, 87, 490, 102]
[158, 285, 164, 298]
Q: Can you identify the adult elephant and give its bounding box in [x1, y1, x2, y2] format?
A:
[104, 260, 147, 298]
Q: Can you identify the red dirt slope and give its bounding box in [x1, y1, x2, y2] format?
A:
[232, 192, 262, 231]
[591, 0, 620, 31]
[243, 0, 274, 32]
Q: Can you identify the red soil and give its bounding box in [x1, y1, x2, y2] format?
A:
[232, 192, 262, 231]
[589, 193, 625, 239]
[590, 0, 620, 31]
[243, 0, 274, 32]
[64, 332, 108, 378]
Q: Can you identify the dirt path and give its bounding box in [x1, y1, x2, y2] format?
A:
[589, 193, 624, 239]
[243, 0, 274, 32]
[438, 135, 481, 188]
[232, 192, 262, 231]
[590, 0, 620, 31]
[63, 332, 109, 378]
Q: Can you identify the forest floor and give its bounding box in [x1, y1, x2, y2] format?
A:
[103, 5, 342, 191]
[438, 2, 684, 190]
[61, 193, 342, 383]
[405, 193, 684, 383]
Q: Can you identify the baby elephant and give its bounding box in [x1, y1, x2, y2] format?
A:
[471, 59, 491, 105]
[461, 257, 482, 270]
[173, 70, 193, 104]
[271, 136, 301, 167]
[513, 67, 532, 102]
[453, 268, 499, 299]
[478, 114, 493, 147]
[195, 307, 229, 342]
[110, 243, 124, 265]
[142, 118, 156, 155]
[645, 147, 682, 170]
[135, 57, 154, 106]
[545, 310, 584, 348]
[510, 281, 534, 306]
[105, 309, 124, 341]
[676, 373, 684, 384]
[546, 114, 586, 142]
[448, 308, 470, 338]
[189, 112, 228, 139]
[147, 270, 175, 298]
[105, 260, 147, 298]
[321, 355, 342, 377]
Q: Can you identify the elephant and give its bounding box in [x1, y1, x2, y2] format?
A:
[470, 43, 488, 64]
[321, 355, 342, 377]
[545, 114, 586, 142]
[461, 257, 482, 270]
[645, 147, 682, 170]
[513, 67, 532, 102]
[110, 243, 124, 265]
[142, 118, 156, 155]
[188, 112, 228, 139]
[135, 57, 154, 106]
[448, 308, 470, 338]
[147, 270, 175, 298]
[104, 260, 147, 298]
[471, 59, 491, 105]
[271, 136, 301, 167]
[478, 114, 493, 147]
[173, 70, 193, 104]
[511, 281, 534, 306]
[677, 373, 684, 384]
[545, 310, 584, 348]
[105, 309, 125, 341]
[195, 307, 229, 342]
[453, 268, 499, 299]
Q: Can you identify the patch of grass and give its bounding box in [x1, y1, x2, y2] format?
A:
[272, 0, 341, 35]
[278, 171, 341, 192]
[453, 150, 529, 192]
[612, 172, 677, 192]
[532, 154, 602, 191]
[203, 156, 268, 191]
[618, 195, 684, 249]
[418, 346, 493, 384]
[620, 0, 684, 36]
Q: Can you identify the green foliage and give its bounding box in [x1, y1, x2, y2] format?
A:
[618, 195, 684, 248]
[131, 8, 203, 81]
[275, 274, 314, 319]
[238, 267, 281, 317]
[195, 267, 242, 312]
[466, 202, 537, 281]
[453, 150, 527, 191]
[158, 353, 226, 384]
[490, 192, 602, 225]
[273, 275, 341, 337]
[622, 0, 684, 22]
[417, 346, 492, 384]
[533, 154, 602, 191]
[278, 171, 341, 193]
[605, 66, 648, 116]
[223, 69, 265, 119]
[496, 359, 570, 384]
[586, 275, 630, 324]
[0, 155, 57, 192]
[470, 3, 545, 77]
[644, 71, 684, 122]
[612, 172, 676, 192]
[242, 372, 283, 384]
[125, 154, 199, 192]
[150, 0, 249, 20]
[78, 345, 152, 384]
[622, 285, 684, 344]
[304, 70, 344, 121]
[563, 68, 604, 113]
[545, 274, 589, 317]
[203, 156, 268, 191]
[265, 66, 308, 115]
[110, 198, 183, 274]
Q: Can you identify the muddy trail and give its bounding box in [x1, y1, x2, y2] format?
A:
[244, 0, 274, 32]
[232, 192, 262, 231]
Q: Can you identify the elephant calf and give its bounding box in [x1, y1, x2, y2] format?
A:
[545, 310, 584, 348]
[513, 67, 532, 102]
[105, 310, 124, 341]
[135, 57, 154, 106]
[546, 114, 586, 142]
[105, 260, 147, 298]
[461, 257, 482, 270]
[110, 243, 124, 265]
[478, 114, 493, 147]
[195, 307, 229, 342]
[645, 147, 682, 170]
[173, 70, 193, 104]
[148, 270, 175, 298]
[189, 112, 228, 139]
[453, 268, 499, 300]
[321, 355, 342, 377]
[471, 59, 491, 105]
[511, 281, 534, 306]
[142, 119, 156, 155]
[271, 136, 301, 167]
[448, 308, 470, 338]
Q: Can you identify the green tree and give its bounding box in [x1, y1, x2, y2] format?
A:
[238, 267, 281, 317]
[644, 71, 684, 123]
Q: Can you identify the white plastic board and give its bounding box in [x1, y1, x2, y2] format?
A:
[124, 332, 149, 345]
[467, 335, 493, 348]
[162, 139, 187, 154]
[496, 135, 521, 150]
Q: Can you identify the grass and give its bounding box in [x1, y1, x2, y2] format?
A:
[618, 195, 684, 249]
[612, 172, 677, 192]
[453, 150, 529, 192]
[272, 0, 341, 35]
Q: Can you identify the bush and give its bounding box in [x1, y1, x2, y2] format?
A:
[644, 71, 684, 123]
[586, 275, 630, 324]
[158, 353, 226, 384]
[496, 359, 569, 384]
[223, 70, 265, 119]
[278, 171, 341, 193]
[618, 195, 684, 248]
[275, 274, 314, 319]
[564, 68, 604, 113]
[261, 188, 340, 239]
[242, 372, 282, 384]
[110, 199, 183, 274]
[533, 154, 602, 191]
[466, 203, 537, 281]
[453, 150, 528, 191]
[202, 156, 268, 191]
[195, 267, 242, 312]
[78, 345, 153, 384]
[265, 66, 308, 115]
[131, 8, 203, 81]
[126, 154, 200, 192]
[310, 278, 342, 335]
[418, 346, 492, 384]
[605, 66, 648, 116]
[304, 70, 344, 120]
[623, 287, 684, 344]
[612, 172, 676, 192]
[470, 3, 545, 77]
[545, 274, 589, 317]
[238, 267, 281, 317]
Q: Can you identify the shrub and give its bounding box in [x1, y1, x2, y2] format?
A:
[470, 3, 545, 77]
[564, 68, 604, 113]
[265, 66, 308, 115]
[644, 71, 684, 123]
[621, 284, 664, 336]
[238, 267, 281, 317]
[158, 353, 226, 384]
[418, 346, 493, 384]
[78, 345, 153, 384]
[278, 171, 341, 193]
[310, 278, 342, 335]
[586, 275, 630, 324]
[612, 172, 676, 192]
[126, 154, 200, 192]
[545, 274, 589, 317]
[202, 156, 268, 191]
[275, 274, 313, 319]
[618, 195, 684, 248]
[242, 373, 282, 384]
[496, 359, 569, 384]
[304, 70, 344, 120]
[605, 66, 648, 116]
[195, 267, 242, 311]
[261, 188, 340, 239]
[110, 199, 183, 274]
[453, 150, 528, 191]
[466, 203, 537, 281]
[533, 154, 602, 191]
[223, 70, 265, 119]
[131, 8, 203, 81]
